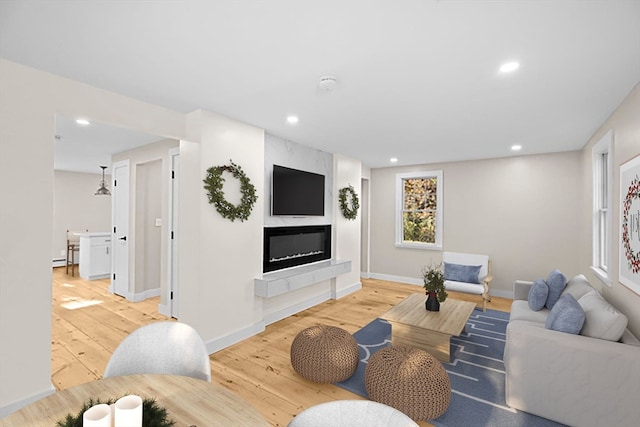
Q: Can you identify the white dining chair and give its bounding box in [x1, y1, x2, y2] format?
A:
[104, 321, 211, 382]
[288, 400, 419, 427]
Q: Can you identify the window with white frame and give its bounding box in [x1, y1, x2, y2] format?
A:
[395, 170, 443, 249]
[592, 129, 613, 285]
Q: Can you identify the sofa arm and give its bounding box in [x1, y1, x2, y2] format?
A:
[513, 280, 533, 301]
[505, 322, 640, 427]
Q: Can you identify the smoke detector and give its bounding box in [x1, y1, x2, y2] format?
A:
[318, 76, 338, 92]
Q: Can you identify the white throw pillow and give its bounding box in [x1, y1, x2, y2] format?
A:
[577, 290, 628, 342]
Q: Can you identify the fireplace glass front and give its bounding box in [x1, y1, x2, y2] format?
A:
[263, 225, 331, 272]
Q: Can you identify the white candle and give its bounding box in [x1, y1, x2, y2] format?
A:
[82, 403, 111, 427]
[114, 394, 143, 427]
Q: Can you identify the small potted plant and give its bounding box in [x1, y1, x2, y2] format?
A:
[422, 263, 448, 311]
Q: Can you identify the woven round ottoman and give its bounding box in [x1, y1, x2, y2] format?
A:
[290, 325, 359, 383]
[365, 345, 451, 421]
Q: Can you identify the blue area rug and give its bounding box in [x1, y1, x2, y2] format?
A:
[336, 309, 566, 426]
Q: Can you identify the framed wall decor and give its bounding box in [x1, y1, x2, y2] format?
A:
[619, 154, 640, 294]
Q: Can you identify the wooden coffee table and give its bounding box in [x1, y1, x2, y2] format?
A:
[380, 293, 476, 362]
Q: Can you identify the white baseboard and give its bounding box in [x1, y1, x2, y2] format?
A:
[205, 321, 266, 354]
[0, 382, 55, 418]
[333, 281, 362, 299]
[130, 288, 161, 302]
[52, 258, 66, 268]
[111, 288, 161, 302]
[370, 272, 423, 286]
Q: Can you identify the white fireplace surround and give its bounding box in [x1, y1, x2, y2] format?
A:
[255, 259, 351, 298]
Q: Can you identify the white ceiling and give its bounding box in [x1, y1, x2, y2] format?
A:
[54, 115, 163, 174]
[1, 0, 639, 170]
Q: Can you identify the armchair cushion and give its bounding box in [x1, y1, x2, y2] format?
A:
[545, 294, 585, 334]
[527, 278, 549, 311]
[544, 269, 567, 309]
[444, 262, 481, 284]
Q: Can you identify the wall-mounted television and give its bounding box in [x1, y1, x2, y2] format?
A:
[271, 165, 325, 216]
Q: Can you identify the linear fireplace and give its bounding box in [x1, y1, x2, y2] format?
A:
[263, 225, 331, 273]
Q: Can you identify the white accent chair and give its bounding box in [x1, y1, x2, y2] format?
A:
[287, 400, 419, 427]
[104, 321, 211, 382]
[442, 251, 492, 311]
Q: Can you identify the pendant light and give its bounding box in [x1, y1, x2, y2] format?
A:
[95, 165, 111, 196]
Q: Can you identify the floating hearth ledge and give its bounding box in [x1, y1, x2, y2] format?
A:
[255, 259, 351, 298]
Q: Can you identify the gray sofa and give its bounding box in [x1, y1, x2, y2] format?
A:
[504, 274, 640, 427]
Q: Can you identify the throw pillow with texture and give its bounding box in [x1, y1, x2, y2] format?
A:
[528, 278, 549, 311]
[578, 290, 628, 342]
[444, 262, 482, 284]
[544, 269, 567, 309]
[545, 294, 585, 334]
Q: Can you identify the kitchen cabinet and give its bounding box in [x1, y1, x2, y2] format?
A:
[77, 232, 111, 280]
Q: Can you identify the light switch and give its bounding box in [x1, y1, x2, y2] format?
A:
[155, 218, 162, 227]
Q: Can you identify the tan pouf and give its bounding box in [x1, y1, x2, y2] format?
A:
[365, 345, 451, 421]
[290, 325, 359, 383]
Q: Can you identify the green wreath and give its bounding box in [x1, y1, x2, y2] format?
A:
[339, 184, 360, 220]
[203, 160, 257, 222]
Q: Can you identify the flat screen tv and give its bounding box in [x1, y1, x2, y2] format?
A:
[272, 165, 325, 216]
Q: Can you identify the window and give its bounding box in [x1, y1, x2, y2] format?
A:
[592, 130, 613, 285]
[395, 170, 443, 249]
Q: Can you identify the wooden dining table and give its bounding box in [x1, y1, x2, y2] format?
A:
[1, 374, 270, 426]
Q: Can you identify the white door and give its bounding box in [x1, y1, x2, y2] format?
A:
[168, 148, 180, 317]
[112, 160, 130, 297]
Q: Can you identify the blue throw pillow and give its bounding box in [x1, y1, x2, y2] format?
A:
[528, 278, 549, 311]
[544, 269, 567, 309]
[545, 294, 585, 334]
[444, 262, 482, 284]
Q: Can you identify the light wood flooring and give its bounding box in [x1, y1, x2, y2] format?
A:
[51, 267, 512, 426]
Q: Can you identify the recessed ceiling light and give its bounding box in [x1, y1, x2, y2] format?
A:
[390, 157, 398, 163]
[76, 118, 90, 126]
[286, 115, 299, 125]
[511, 144, 522, 151]
[499, 62, 520, 73]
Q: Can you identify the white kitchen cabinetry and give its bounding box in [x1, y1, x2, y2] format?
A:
[77, 232, 111, 280]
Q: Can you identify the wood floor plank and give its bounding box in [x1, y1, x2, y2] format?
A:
[51, 267, 512, 426]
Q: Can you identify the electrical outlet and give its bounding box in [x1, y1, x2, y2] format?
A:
[155, 218, 162, 227]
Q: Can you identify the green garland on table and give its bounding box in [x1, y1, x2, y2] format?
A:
[338, 184, 360, 220]
[203, 160, 257, 222]
[56, 396, 175, 427]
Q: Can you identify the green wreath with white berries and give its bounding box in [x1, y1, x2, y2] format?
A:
[339, 184, 359, 220]
[203, 160, 257, 222]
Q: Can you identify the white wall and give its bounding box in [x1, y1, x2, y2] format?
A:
[0, 59, 185, 416]
[179, 110, 267, 353]
[579, 83, 640, 337]
[369, 151, 582, 297]
[333, 154, 363, 296]
[53, 170, 112, 262]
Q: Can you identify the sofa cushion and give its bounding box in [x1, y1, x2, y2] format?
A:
[444, 262, 481, 284]
[509, 300, 549, 324]
[528, 278, 549, 311]
[544, 269, 567, 309]
[561, 274, 594, 300]
[577, 290, 628, 342]
[545, 294, 585, 334]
